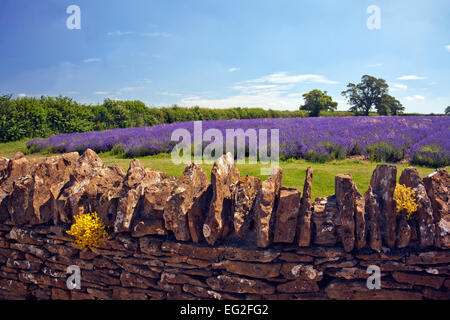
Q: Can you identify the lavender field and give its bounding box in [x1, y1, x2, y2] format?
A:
[27, 116, 450, 167]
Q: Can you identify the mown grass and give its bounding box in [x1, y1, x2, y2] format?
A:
[0, 140, 447, 200]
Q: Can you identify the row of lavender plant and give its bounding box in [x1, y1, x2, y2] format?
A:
[26, 116, 450, 167]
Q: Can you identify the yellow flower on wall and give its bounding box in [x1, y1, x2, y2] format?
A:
[393, 184, 419, 220]
[66, 212, 108, 251]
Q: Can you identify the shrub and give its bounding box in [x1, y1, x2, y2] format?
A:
[366, 142, 404, 162]
[393, 184, 418, 220]
[66, 212, 108, 251]
[411, 143, 449, 168]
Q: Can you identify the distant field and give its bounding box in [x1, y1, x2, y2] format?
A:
[0, 139, 446, 199]
[26, 116, 450, 168]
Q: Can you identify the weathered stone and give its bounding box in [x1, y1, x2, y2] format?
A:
[31, 153, 79, 225]
[311, 196, 339, 246]
[279, 252, 314, 263]
[43, 244, 78, 257]
[213, 260, 281, 279]
[400, 167, 437, 248]
[132, 218, 168, 237]
[423, 169, 449, 249]
[273, 187, 300, 243]
[359, 260, 423, 272]
[161, 272, 207, 287]
[114, 159, 157, 232]
[280, 263, 323, 281]
[407, 251, 450, 265]
[233, 175, 261, 239]
[7, 175, 35, 225]
[139, 237, 163, 256]
[51, 288, 71, 300]
[206, 275, 275, 295]
[364, 186, 382, 252]
[296, 246, 351, 259]
[254, 167, 282, 248]
[0, 156, 9, 181]
[326, 267, 370, 280]
[0, 278, 29, 296]
[116, 262, 159, 279]
[100, 233, 138, 252]
[318, 259, 357, 270]
[55, 149, 104, 224]
[421, 288, 450, 300]
[182, 284, 237, 300]
[297, 167, 314, 247]
[140, 176, 175, 220]
[335, 174, 357, 252]
[163, 163, 210, 241]
[224, 247, 280, 263]
[0, 156, 41, 219]
[203, 153, 240, 245]
[10, 243, 50, 259]
[392, 271, 444, 289]
[86, 288, 113, 300]
[8, 226, 44, 245]
[188, 184, 212, 243]
[354, 192, 366, 249]
[18, 272, 67, 289]
[396, 214, 411, 248]
[370, 164, 397, 248]
[6, 258, 41, 271]
[80, 165, 125, 227]
[325, 280, 422, 300]
[161, 241, 224, 261]
[276, 279, 319, 293]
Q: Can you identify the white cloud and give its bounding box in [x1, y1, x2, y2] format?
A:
[17, 93, 26, 97]
[108, 31, 172, 37]
[94, 91, 111, 95]
[390, 83, 408, 90]
[245, 72, 340, 85]
[368, 63, 383, 67]
[445, 45, 450, 52]
[396, 75, 426, 80]
[228, 67, 240, 72]
[177, 71, 339, 110]
[141, 32, 172, 37]
[156, 92, 182, 96]
[107, 31, 135, 36]
[66, 91, 80, 95]
[83, 58, 101, 63]
[404, 95, 425, 101]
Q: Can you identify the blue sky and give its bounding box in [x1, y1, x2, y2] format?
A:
[0, 0, 449, 113]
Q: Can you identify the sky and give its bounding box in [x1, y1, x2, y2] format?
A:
[0, 0, 449, 113]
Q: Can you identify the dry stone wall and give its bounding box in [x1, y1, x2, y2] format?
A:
[0, 149, 448, 300]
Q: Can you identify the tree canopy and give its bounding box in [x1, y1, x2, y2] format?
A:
[341, 75, 391, 116]
[300, 89, 338, 117]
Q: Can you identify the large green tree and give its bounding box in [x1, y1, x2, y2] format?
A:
[445, 106, 450, 115]
[377, 94, 404, 115]
[300, 89, 338, 117]
[341, 75, 389, 116]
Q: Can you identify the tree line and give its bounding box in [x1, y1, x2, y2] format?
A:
[0, 95, 306, 143]
[0, 75, 446, 143]
[300, 75, 405, 117]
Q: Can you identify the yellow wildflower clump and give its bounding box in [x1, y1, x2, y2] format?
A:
[393, 184, 419, 219]
[66, 212, 108, 251]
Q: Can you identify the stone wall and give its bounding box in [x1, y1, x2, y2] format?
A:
[0, 149, 448, 300]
